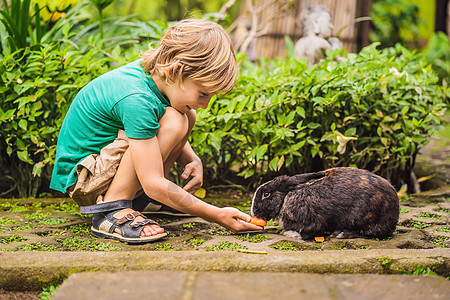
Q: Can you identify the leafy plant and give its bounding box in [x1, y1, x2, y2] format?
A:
[0, 0, 43, 54]
[40, 283, 60, 300]
[191, 43, 448, 189]
[0, 44, 112, 197]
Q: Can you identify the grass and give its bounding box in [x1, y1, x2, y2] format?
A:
[8, 222, 35, 231]
[416, 213, 444, 220]
[23, 212, 52, 220]
[435, 226, 450, 233]
[187, 237, 206, 247]
[0, 234, 27, 244]
[270, 241, 299, 251]
[0, 217, 17, 225]
[38, 217, 72, 225]
[205, 241, 245, 251]
[15, 242, 58, 251]
[377, 256, 393, 270]
[330, 241, 369, 250]
[66, 223, 91, 236]
[430, 236, 449, 248]
[402, 265, 438, 276]
[154, 243, 180, 251]
[40, 283, 60, 300]
[400, 220, 432, 229]
[56, 236, 122, 251]
[435, 207, 450, 214]
[399, 208, 411, 214]
[235, 233, 272, 243]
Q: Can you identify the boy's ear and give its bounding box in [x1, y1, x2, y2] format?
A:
[166, 60, 182, 80]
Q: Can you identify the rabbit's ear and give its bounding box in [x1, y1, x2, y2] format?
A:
[280, 171, 326, 191]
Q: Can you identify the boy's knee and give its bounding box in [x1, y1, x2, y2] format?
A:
[159, 107, 190, 136]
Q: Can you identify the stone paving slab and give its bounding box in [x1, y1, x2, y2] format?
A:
[52, 270, 450, 300]
[1, 249, 448, 291]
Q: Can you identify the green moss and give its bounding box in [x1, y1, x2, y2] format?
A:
[154, 243, 180, 251]
[330, 241, 369, 250]
[187, 238, 206, 247]
[416, 213, 444, 220]
[44, 202, 78, 212]
[399, 208, 411, 214]
[182, 223, 196, 229]
[270, 241, 299, 251]
[377, 256, 393, 270]
[23, 212, 52, 220]
[435, 226, 450, 233]
[8, 222, 35, 231]
[235, 233, 271, 243]
[15, 242, 58, 251]
[435, 207, 450, 214]
[431, 236, 449, 248]
[400, 220, 432, 229]
[56, 236, 122, 251]
[66, 223, 91, 236]
[38, 217, 72, 225]
[0, 234, 27, 244]
[9, 204, 29, 213]
[0, 217, 18, 225]
[71, 212, 92, 219]
[205, 241, 245, 251]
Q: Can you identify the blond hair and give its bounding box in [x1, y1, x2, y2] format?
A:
[140, 19, 237, 94]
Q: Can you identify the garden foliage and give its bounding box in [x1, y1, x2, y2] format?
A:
[0, 1, 448, 197]
[191, 44, 448, 189]
[0, 0, 164, 197]
[0, 45, 112, 197]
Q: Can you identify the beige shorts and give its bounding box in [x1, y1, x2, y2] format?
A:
[68, 130, 135, 207]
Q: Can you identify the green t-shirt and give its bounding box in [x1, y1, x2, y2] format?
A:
[50, 60, 171, 193]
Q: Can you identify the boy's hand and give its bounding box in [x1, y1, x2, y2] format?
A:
[217, 207, 264, 233]
[182, 159, 203, 194]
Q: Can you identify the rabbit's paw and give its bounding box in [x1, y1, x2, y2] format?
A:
[283, 230, 302, 239]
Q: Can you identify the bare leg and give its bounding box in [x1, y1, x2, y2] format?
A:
[102, 108, 195, 237]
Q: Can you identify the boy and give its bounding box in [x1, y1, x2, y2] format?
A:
[50, 19, 262, 243]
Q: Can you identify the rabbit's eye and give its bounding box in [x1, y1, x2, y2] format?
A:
[263, 192, 270, 198]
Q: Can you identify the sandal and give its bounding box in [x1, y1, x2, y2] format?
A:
[80, 200, 167, 244]
[133, 194, 191, 217]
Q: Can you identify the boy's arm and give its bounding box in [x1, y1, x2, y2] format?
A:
[128, 137, 262, 233]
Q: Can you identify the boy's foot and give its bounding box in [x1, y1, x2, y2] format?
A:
[83, 200, 167, 244]
[112, 208, 165, 237]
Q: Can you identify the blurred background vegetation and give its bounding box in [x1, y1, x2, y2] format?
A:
[0, 0, 448, 197]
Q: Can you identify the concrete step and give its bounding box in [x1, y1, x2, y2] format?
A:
[52, 270, 450, 300]
[1, 249, 448, 291]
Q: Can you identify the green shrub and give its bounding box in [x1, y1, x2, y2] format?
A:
[0, 44, 112, 197]
[191, 44, 448, 189]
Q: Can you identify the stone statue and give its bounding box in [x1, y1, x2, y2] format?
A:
[294, 5, 343, 66]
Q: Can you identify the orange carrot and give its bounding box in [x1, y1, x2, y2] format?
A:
[314, 236, 325, 243]
[250, 217, 267, 226]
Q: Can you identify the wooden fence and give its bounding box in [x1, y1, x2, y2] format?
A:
[235, 0, 372, 59]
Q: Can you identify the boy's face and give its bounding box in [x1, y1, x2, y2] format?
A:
[165, 79, 215, 114]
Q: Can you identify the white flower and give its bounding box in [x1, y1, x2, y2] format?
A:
[389, 67, 407, 78]
[334, 131, 357, 154]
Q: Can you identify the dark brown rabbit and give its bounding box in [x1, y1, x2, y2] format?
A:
[251, 167, 399, 240]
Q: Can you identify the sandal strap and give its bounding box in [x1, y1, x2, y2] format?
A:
[80, 200, 132, 214]
[116, 211, 143, 225]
